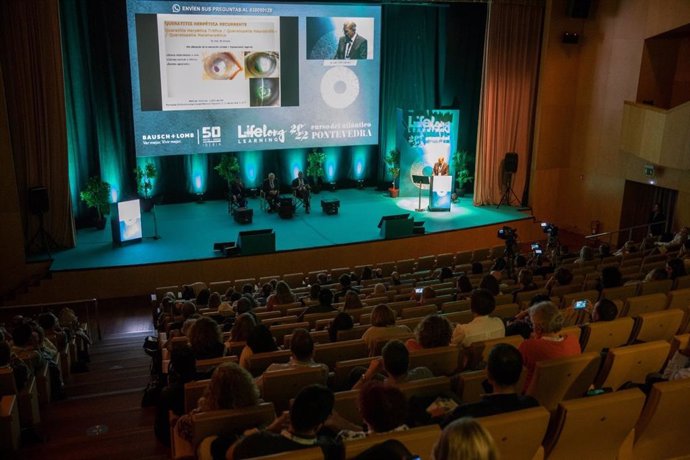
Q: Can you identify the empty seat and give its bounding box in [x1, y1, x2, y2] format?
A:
[633, 378, 690, 460]
[416, 255, 436, 272]
[435, 253, 455, 269]
[441, 299, 471, 314]
[594, 341, 670, 390]
[492, 303, 519, 319]
[629, 309, 685, 343]
[314, 340, 368, 371]
[0, 395, 20, 452]
[262, 366, 328, 412]
[637, 279, 673, 296]
[456, 370, 487, 404]
[673, 274, 690, 290]
[543, 389, 646, 460]
[0, 368, 40, 428]
[478, 406, 551, 460]
[601, 284, 639, 301]
[525, 352, 601, 412]
[667, 287, 690, 310]
[396, 259, 416, 274]
[622, 293, 667, 317]
[465, 335, 524, 371]
[281, 272, 305, 288]
[400, 304, 438, 319]
[408, 346, 460, 376]
[333, 357, 376, 391]
[580, 317, 634, 352]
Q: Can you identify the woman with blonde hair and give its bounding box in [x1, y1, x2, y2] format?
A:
[187, 317, 225, 360]
[367, 283, 387, 299]
[343, 289, 364, 310]
[433, 417, 498, 460]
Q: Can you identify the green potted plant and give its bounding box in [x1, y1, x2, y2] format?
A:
[451, 150, 474, 198]
[134, 162, 158, 211]
[385, 148, 401, 197]
[214, 154, 241, 198]
[306, 148, 325, 194]
[79, 176, 111, 229]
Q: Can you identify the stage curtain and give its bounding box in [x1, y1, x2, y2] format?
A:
[0, 0, 75, 250]
[474, 0, 544, 206]
[379, 4, 438, 182]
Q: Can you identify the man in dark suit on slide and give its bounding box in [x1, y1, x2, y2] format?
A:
[334, 21, 368, 60]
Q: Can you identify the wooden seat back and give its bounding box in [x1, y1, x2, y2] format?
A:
[246, 349, 291, 377]
[633, 378, 690, 460]
[314, 340, 368, 371]
[580, 317, 634, 352]
[478, 406, 551, 460]
[601, 284, 639, 301]
[441, 299, 471, 314]
[195, 355, 238, 374]
[269, 322, 309, 346]
[594, 341, 670, 390]
[673, 274, 690, 290]
[398, 376, 452, 400]
[492, 303, 520, 319]
[637, 279, 673, 296]
[0, 394, 20, 452]
[408, 346, 460, 376]
[543, 389, 646, 459]
[667, 288, 690, 310]
[333, 389, 363, 426]
[400, 304, 437, 320]
[262, 366, 328, 413]
[525, 352, 601, 412]
[333, 357, 376, 391]
[336, 324, 369, 342]
[189, 402, 275, 447]
[456, 370, 487, 404]
[630, 309, 685, 343]
[622, 293, 667, 317]
[344, 425, 441, 459]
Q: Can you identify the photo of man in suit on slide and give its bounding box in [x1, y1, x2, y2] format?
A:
[334, 21, 367, 59]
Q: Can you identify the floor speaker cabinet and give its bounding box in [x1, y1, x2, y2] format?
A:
[566, 0, 591, 18]
[321, 199, 340, 215]
[28, 186, 49, 214]
[234, 207, 253, 224]
[504, 153, 518, 174]
[237, 229, 276, 255]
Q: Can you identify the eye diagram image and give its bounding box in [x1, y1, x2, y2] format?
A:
[203, 52, 243, 80]
[244, 51, 280, 78]
[250, 78, 280, 107]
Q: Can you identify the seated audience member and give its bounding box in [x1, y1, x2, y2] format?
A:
[230, 176, 248, 208]
[598, 243, 611, 259]
[37, 312, 68, 353]
[519, 301, 581, 391]
[599, 266, 623, 291]
[367, 283, 387, 299]
[334, 274, 358, 302]
[0, 339, 31, 392]
[196, 288, 211, 307]
[561, 298, 618, 327]
[660, 339, 690, 381]
[441, 344, 538, 426]
[531, 254, 554, 277]
[229, 384, 340, 459]
[328, 312, 354, 342]
[511, 268, 538, 302]
[343, 290, 364, 310]
[302, 283, 321, 306]
[187, 317, 225, 360]
[641, 267, 668, 283]
[208, 292, 222, 311]
[338, 381, 409, 441]
[300, 288, 338, 319]
[416, 286, 437, 305]
[406, 314, 453, 351]
[266, 281, 297, 311]
[235, 296, 256, 316]
[655, 226, 689, 251]
[352, 440, 416, 460]
[155, 348, 197, 446]
[259, 328, 329, 378]
[175, 362, 260, 443]
[390, 270, 402, 285]
[255, 283, 273, 307]
[545, 267, 574, 293]
[451, 289, 505, 347]
[432, 266, 454, 283]
[262, 172, 280, 212]
[491, 258, 507, 273]
[10, 322, 45, 376]
[239, 325, 278, 369]
[353, 340, 432, 390]
[514, 255, 528, 269]
[614, 240, 638, 257]
[454, 275, 474, 300]
[479, 275, 500, 296]
[666, 257, 688, 280]
[360, 266, 374, 281]
[433, 417, 498, 460]
[574, 245, 595, 264]
[361, 305, 411, 353]
[291, 170, 311, 213]
[226, 313, 257, 345]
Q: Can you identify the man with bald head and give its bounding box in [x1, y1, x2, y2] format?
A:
[334, 21, 368, 60]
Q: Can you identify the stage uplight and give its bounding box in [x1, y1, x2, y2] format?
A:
[194, 175, 203, 193]
[243, 151, 261, 187]
[110, 187, 119, 204]
[353, 146, 367, 180]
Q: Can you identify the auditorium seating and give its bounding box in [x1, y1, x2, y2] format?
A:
[343, 425, 441, 459]
[478, 406, 550, 460]
[593, 341, 670, 391]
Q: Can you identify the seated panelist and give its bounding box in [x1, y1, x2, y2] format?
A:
[230, 177, 247, 208]
[262, 172, 280, 212]
[291, 170, 311, 213]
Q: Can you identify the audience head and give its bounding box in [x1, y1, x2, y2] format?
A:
[514, 255, 527, 268]
[381, 340, 409, 378]
[169, 347, 197, 384]
[554, 267, 573, 286]
[339, 273, 352, 289]
[471, 289, 496, 317]
[37, 312, 59, 331]
[593, 299, 618, 322]
[235, 296, 254, 315]
[358, 381, 407, 434]
[439, 267, 454, 282]
[517, 268, 533, 287]
[666, 258, 687, 280]
[309, 283, 321, 300]
[204, 362, 259, 411]
[188, 317, 222, 354]
[316, 272, 329, 285]
[414, 314, 453, 348]
[290, 328, 315, 361]
[208, 292, 222, 310]
[373, 283, 387, 297]
[471, 262, 484, 275]
[290, 385, 334, 434]
[230, 313, 257, 342]
[196, 288, 211, 306]
[479, 275, 500, 296]
[487, 343, 523, 389]
[420, 286, 436, 301]
[361, 266, 373, 280]
[371, 304, 396, 327]
[390, 271, 401, 285]
[344, 290, 364, 309]
[275, 281, 293, 302]
[246, 325, 278, 353]
[319, 288, 334, 307]
[579, 245, 594, 262]
[456, 275, 473, 294]
[11, 323, 33, 347]
[491, 257, 506, 272]
[599, 244, 611, 258]
[529, 301, 564, 336]
[433, 417, 498, 460]
[600, 266, 622, 289]
[181, 301, 197, 319]
[328, 312, 354, 342]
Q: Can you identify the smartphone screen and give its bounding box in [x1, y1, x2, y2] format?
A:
[531, 242, 540, 250]
[415, 287, 423, 294]
[534, 249, 543, 255]
[574, 300, 587, 309]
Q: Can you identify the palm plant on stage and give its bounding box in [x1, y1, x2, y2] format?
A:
[451, 149, 474, 199]
[214, 154, 241, 200]
[79, 176, 111, 229]
[385, 148, 401, 197]
[306, 148, 326, 193]
[134, 161, 158, 211]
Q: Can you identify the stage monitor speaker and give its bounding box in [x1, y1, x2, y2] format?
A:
[378, 214, 414, 239]
[504, 153, 518, 173]
[566, 0, 591, 18]
[377, 213, 410, 229]
[237, 229, 275, 255]
[28, 186, 49, 214]
[234, 207, 253, 224]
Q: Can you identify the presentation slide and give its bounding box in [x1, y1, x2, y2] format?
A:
[126, 1, 381, 156]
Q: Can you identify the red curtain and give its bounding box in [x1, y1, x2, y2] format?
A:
[474, 0, 544, 206]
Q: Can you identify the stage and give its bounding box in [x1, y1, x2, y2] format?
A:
[48, 188, 531, 271]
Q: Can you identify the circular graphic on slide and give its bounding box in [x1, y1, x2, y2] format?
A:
[320, 66, 360, 109]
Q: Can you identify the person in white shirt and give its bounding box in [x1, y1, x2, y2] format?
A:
[451, 288, 505, 347]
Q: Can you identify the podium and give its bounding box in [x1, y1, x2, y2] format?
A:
[412, 175, 430, 212]
[429, 175, 452, 212]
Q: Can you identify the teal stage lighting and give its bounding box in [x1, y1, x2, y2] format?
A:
[110, 186, 119, 204]
[241, 151, 262, 188]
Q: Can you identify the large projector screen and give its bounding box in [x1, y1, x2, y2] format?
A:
[126, 1, 381, 157]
